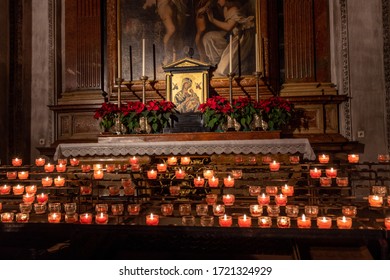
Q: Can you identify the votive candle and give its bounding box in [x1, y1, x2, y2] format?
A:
[54, 176, 65, 187]
[258, 216, 272, 228]
[180, 156, 191, 165]
[48, 212, 62, 223]
[12, 157, 22, 167]
[348, 154, 359, 163]
[223, 175, 235, 187]
[310, 168, 321, 178]
[368, 195, 383, 207]
[81, 164, 91, 172]
[194, 176, 205, 187]
[275, 193, 287, 206]
[129, 156, 139, 165]
[222, 194, 235, 206]
[208, 176, 219, 188]
[146, 213, 159, 226]
[269, 160, 280, 171]
[337, 216, 352, 229]
[25, 185, 37, 195]
[22, 193, 35, 204]
[16, 213, 29, 223]
[36, 193, 49, 204]
[56, 163, 66, 173]
[17, 171, 29, 180]
[205, 194, 218, 205]
[238, 214, 252, 227]
[203, 169, 214, 180]
[277, 216, 291, 228]
[317, 216, 332, 229]
[80, 213, 93, 224]
[219, 214, 232, 227]
[318, 154, 329, 163]
[157, 163, 167, 172]
[6, 171, 17, 180]
[167, 156, 177, 165]
[147, 169, 157, 179]
[297, 214, 311, 228]
[44, 163, 55, 173]
[320, 177, 332, 187]
[35, 157, 45, 166]
[69, 158, 80, 166]
[13, 185, 24, 195]
[175, 169, 186, 179]
[93, 170, 104, 180]
[281, 184, 294, 196]
[257, 193, 270, 205]
[95, 212, 108, 224]
[0, 184, 11, 195]
[325, 168, 337, 178]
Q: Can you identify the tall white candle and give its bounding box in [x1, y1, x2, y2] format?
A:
[229, 35, 232, 73]
[255, 33, 259, 72]
[142, 39, 146, 76]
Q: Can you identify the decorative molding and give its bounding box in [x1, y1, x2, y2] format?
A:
[383, 0, 390, 152]
[48, 0, 55, 144]
[340, 0, 352, 140]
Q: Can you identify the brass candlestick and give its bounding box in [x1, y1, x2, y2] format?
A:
[140, 76, 148, 104]
[253, 71, 262, 102]
[116, 78, 123, 108]
[228, 72, 235, 104]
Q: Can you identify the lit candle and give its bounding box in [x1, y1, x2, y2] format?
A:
[128, 204, 141, 215]
[0, 184, 11, 195]
[130, 164, 141, 172]
[205, 194, 218, 205]
[336, 177, 349, 187]
[146, 213, 159, 226]
[167, 156, 177, 166]
[80, 185, 92, 195]
[44, 163, 55, 173]
[222, 194, 235, 206]
[342, 206, 357, 218]
[12, 157, 22, 167]
[109, 185, 120, 196]
[218, 214, 232, 227]
[95, 212, 108, 224]
[368, 195, 383, 207]
[142, 38, 146, 76]
[238, 214, 252, 228]
[111, 203, 124, 216]
[235, 155, 243, 164]
[317, 216, 332, 229]
[180, 156, 191, 165]
[231, 169, 242, 179]
[22, 193, 35, 204]
[223, 175, 235, 187]
[35, 157, 46, 166]
[41, 177, 53, 187]
[269, 160, 280, 172]
[385, 217, 390, 230]
[297, 214, 311, 229]
[129, 156, 139, 165]
[118, 163, 128, 172]
[320, 177, 332, 187]
[160, 203, 174, 216]
[208, 176, 219, 188]
[81, 164, 91, 172]
[289, 155, 300, 164]
[1, 212, 14, 223]
[258, 216, 272, 228]
[6, 171, 17, 180]
[378, 154, 390, 162]
[16, 213, 29, 223]
[336, 216, 352, 229]
[48, 212, 62, 223]
[69, 158, 80, 166]
[36, 193, 49, 204]
[203, 169, 214, 180]
[93, 164, 103, 171]
[106, 164, 116, 173]
[248, 186, 261, 196]
[54, 176, 65, 187]
[229, 34, 233, 73]
[249, 204, 263, 217]
[348, 154, 359, 163]
[275, 193, 287, 206]
[147, 169, 157, 179]
[277, 216, 291, 228]
[281, 184, 294, 196]
[157, 163, 167, 172]
[248, 156, 257, 165]
[309, 168, 321, 178]
[265, 186, 278, 196]
[318, 154, 329, 163]
[57, 158, 67, 165]
[56, 163, 67, 173]
[17, 171, 29, 180]
[257, 193, 270, 205]
[80, 213, 93, 224]
[25, 185, 37, 195]
[13, 185, 24, 195]
[325, 168, 337, 178]
[194, 176, 205, 187]
[175, 169, 186, 179]
[93, 170, 104, 180]
[212, 204, 225, 216]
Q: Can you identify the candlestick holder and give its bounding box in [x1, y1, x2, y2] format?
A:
[140, 75, 148, 104]
[114, 78, 127, 135]
[253, 71, 262, 102]
[227, 72, 235, 104]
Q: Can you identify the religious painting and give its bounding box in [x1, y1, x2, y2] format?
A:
[120, 0, 259, 81]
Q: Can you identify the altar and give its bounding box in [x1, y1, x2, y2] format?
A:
[53, 134, 316, 161]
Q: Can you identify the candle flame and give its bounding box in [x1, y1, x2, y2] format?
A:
[302, 214, 306, 221]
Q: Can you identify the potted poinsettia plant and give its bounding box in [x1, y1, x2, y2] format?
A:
[258, 96, 294, 131]
[93, 102, 121, 132]
[145, 100, 178, 133]
[120, 101, 147, 133]
[198, 95, 233, 131]
[232, 97, 257, 131]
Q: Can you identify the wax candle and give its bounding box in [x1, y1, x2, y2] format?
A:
[167, 156, 177, 166]
[54, 176, 65, 187]
[249, 204, 263, 217]
[337, 216, 352, 229]
[222, 194, 235, 206]
[205, 194, 217, 205]
[108, 185, 120, 196]
[123, 185, 135, 196]
[147, 169, 157, 179]
[368, 195, 383, 207]
[105, 164, 116, 173]
[219, 214, 232, 227]
[128, 204, 141, 215]
[6, 171, 17, 180]
[80, 213, 93, 224]
[297, 214, 311, 228]
[69, 158, 80, 166]
[234, 155, 243, 164]
[180, 156, 191, 165]
[248, 186, 261, 196]
[325, 168, 337, 178]
[1, 212, 14, 223]
[95, 203, 108, 213]
[265, 186, 278, 196]
[262, 156, 272, 164]
[229, 34, 233, 73]
[257, 193, 270, 205]
[208, 176, 219, 188]
[146, 213, 159, 226]
[157, 163, 167, 172]
[310, 168, 321, 178]
[317, 216, 332, 229]
[320, 177, 332, 187]
[223, 175, 235, 187]
[281, 184, 294, 196]
[175, 169, 186, 179]
[35, 157, 46, 166]
[12, 157, 22, 167]
[80, 185, 92, 195]
[95, 212, 108, 224]
[161, 203, 174, 216]
[318, 154, 329, 163]
[16, 213, 29, 223]
[129, 156, 139, 165]
[231, 169, 242, 179]
[130, 164, 141, 172]
[212, 204, 225, 216]
[81, 164, 91, 172]
[0, 202, 2, 211]
[169, 186, 180, 196]
[142, 38, 146, 76]
[277, 216, 291, 228]
[336, 177, 349, 187]
[17, 171, 29, 180]
[93, 170, 104, 180]
[25, 185, 37, 195]
[348, 154, 359, 163]
[385, 217, 390, 230]
[269, 160, 280, 172]
[56, 163, 66, 173]
[289, 155, 300, 164]
[118, 163, 128, 172]
[238, 214, 252, 227]
[0, 184, 11, 195]
[342, 206, 357, 218]
[93, 164, 103, 171]
[44, 163, 55, 173]
[203, 169, 214, 180]
[48, 212, 62, 223]
[22, 194, 35, 204]
[248, 156, 257, 165]
[194, 176, 205, 187]
[378, 154, 390, 162]
[258, 216, 272, 228]
[275, 194, 287, 206]
[13, 185, 24, 195]
[57, 158, 67, 165]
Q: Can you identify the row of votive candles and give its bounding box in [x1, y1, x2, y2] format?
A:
[317, 153, 390, 163]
